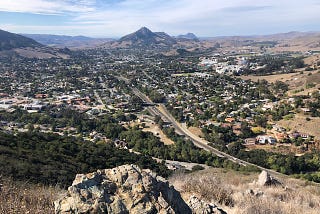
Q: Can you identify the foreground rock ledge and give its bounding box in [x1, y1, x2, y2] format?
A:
[56, 164, 224, 214]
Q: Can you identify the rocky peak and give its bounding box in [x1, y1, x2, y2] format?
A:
[55, 164, 191, 213]
[118, 27, 176, 47]
[119, 27, 156, 43]
[137, 27, 153, 35]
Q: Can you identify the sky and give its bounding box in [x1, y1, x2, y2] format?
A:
[0, 0, 319, 38]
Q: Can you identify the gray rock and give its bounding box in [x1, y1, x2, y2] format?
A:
[187, 195, 226, 214]
[55, 164, 191, 214]
[258, 171, 282, 187]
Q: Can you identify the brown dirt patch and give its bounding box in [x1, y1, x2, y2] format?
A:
[188, 126, 204, 138]
[306, 72, 320, 85]
[143, 123, 175, 145]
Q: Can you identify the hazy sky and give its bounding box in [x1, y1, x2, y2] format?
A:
[0, 0, 319, 37]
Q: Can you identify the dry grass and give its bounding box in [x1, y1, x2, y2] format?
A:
[304, 54, 320, 66]
[277, 114, 320, 140]
[0, 176, 64, 214]
[188, 126, 204, 138]
[306, 72, 320, 85]
[170, 168, 320, 214]
[240, 72, 302, 84]
[182, 175, 234, 206]
[244, 144, 304, 155]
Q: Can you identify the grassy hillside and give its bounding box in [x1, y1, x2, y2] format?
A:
[2, 166, 319, 213]
[170, 168, 320, 214]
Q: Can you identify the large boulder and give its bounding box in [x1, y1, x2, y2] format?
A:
[55, 164, 191, 214]
[257, 170, 282, 187]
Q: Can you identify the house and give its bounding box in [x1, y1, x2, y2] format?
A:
[0, 93, 9, 98]
[23, 104, 44, 113]
[300, 133, 311, 139]
[301, 108, 311, 113]
[289, 132, 301, 139]
[35, 94, 49, 99]
[256, 135, 277, 145]
[225, 117, 235, 123]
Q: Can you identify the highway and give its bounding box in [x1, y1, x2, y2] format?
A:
[114, 75, 285, 177]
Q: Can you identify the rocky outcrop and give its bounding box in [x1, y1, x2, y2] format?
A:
[187, 195, 227, 214]
[55, 164, 191, 214]
[257, 171, 282, 187]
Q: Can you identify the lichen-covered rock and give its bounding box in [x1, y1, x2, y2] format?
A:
[55, 164, 191, 214]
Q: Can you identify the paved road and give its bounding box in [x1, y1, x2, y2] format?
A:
[114, 75, 285, 177]
[93, 90, 107, 110]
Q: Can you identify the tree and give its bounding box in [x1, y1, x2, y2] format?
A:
[228, 141, 244, 156]
[27, 123, 34, 133]
[254, 115, 267, 128]
[149, 90, 165, 103]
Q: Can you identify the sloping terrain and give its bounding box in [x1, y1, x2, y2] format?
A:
[2, 166, 320, 213]
[170, 168, 320, 214]
[0, 29, 42, 51]
[22, 34, 113, 49]
[0, 29, 70, 58]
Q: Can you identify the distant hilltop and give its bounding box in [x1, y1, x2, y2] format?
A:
[118, 26, 177, 47]
[177, 32, 199, 41]
[0, 29, 42, 51]
[0, 29, 69, 59]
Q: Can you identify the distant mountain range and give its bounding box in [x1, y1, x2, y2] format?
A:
[22, 28, 200, 49]
[1, 27, 320, 57]
[0, 29, 43, 51]
[22, 34, 113, 49]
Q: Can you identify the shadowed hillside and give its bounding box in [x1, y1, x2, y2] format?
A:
[0, 29, 42, 51]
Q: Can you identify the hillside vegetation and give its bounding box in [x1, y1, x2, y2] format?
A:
[0, 131, 169, 186]
[0, 29, 42, 51]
